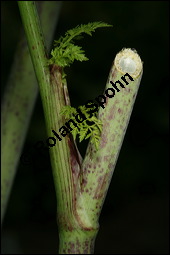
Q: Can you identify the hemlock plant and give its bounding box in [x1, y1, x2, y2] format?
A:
[2, 2, 143, 254]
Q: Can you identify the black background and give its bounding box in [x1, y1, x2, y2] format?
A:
[1, 1, 169, 254]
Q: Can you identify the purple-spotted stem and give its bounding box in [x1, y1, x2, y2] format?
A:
[58, 48, 143, 253]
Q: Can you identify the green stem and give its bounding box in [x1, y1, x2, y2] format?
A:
[18, 3, 100, 253]
[59, 228, 98, 254]
[18, 1, 49, 90]
[18, 0, 75, 216]
[1, 1, 61, 224]
[58, 49, 143, 254]
[18, 3, 143, 253]
[81, 48, 143, 223]
[19, 1, 89, 249]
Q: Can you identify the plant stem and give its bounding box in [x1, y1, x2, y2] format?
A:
[18, 0, 74, 212]
[18, 3, 143, 253]
[18, 3, 99, 253]
[57, 49, 143, 254]
[59, 228, 98, 254]
[81, 48, 143, 222]
[1, 1, 61, 224]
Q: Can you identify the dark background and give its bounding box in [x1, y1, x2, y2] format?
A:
[1, 1, 169, 254]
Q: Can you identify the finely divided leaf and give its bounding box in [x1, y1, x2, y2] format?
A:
[61, 104, 103, 150]
[49, 22, 112, 69]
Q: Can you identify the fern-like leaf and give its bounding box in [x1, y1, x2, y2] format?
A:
[60, 104, 103, 150]
[48, 21, 112, 70]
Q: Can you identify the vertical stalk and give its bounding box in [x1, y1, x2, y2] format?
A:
[17, 2, 89, 253]
[1, 1, 61, 224]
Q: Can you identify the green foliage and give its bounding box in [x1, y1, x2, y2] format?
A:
[61, 103, 102, 150]
[48, 22, 112, 70]
[50, 21, 111, 147]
